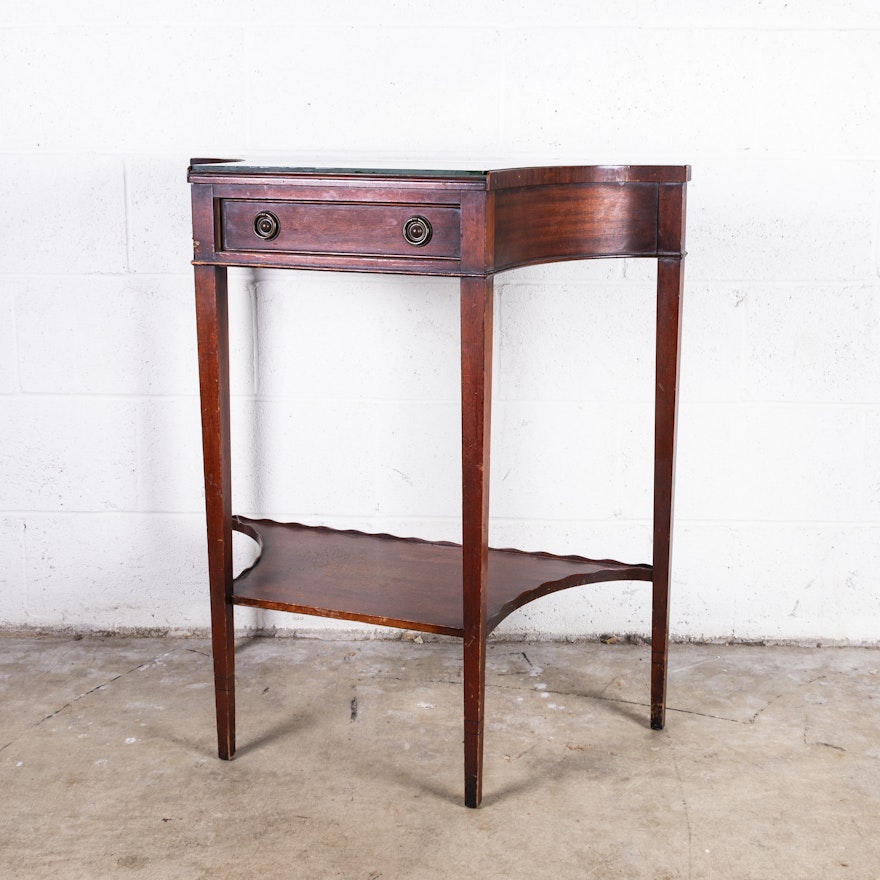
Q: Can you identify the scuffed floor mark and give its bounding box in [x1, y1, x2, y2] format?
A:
[803, 712, 847, 752]
[668, 705, 753, 725]
[667, 728, 695, 880]
[491, 677, 755, 726]
[0, 653, 169, 754]
[504, 742, 538, 762]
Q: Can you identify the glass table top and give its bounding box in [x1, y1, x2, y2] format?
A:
[188, 159, 488, 177]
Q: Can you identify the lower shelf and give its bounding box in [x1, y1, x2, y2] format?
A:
[231, 516, 652, 637]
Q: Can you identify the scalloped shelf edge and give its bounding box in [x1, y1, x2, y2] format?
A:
[231, 516, 652, 636]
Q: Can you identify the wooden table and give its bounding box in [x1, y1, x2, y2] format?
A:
[188, 161, 689, 807]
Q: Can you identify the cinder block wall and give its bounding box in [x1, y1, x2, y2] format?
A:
[1, 2, 879, 642]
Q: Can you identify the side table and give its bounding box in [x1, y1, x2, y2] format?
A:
[188, 161, 689, 807]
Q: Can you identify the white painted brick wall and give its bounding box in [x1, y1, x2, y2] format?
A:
[1, 1, 879, 643]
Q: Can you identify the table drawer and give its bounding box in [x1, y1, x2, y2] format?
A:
[220, 199, 461, 259]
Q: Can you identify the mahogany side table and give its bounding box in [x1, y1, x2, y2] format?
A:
[188, 161, 689, 807]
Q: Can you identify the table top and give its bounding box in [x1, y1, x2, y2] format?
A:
[188, 159, 690, 188]
[190, 159, 487, 178]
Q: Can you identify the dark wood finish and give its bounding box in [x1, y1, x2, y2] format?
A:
[459, 276, 493, 807]
[220, 199, 461, 259]
[651, 182, 687, 729]
[187, 164, 687, 279]
[493, 183, 659, 271]
[484, 165, 690, 188]
[193, 264, 235, 760]
[188, 161, 690, 807]
[231, 517, 652, 635]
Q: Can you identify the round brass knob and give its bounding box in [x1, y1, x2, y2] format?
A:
[402, 215, 432, 247]
[253, 211, 279, 241]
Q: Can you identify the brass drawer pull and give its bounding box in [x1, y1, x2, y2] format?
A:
[402, 215, 432, 247]
[253, 211, 279, 241]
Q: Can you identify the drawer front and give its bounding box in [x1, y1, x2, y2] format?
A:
[220, 200, 461, 259]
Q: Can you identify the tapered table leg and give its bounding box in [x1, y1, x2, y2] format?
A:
[651, 256, 684, 730]
[460, 276, 493, 807]
[194, 264, 236, 759]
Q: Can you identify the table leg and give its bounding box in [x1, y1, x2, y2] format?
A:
[194, 264, 236, 759]
[651, 256, 684, 730]
[460, 276, 493, 807]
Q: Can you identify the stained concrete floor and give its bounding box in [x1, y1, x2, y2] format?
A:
[0, 634, 878, 880]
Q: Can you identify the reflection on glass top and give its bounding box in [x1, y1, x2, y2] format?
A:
[189, 159, 488, 177]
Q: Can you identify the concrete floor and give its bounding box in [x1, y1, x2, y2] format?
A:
[1, 634, 878, 879]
